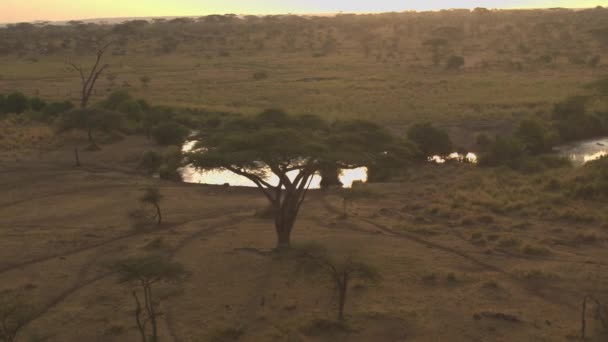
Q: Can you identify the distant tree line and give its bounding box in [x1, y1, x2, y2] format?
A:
[0, 8, 605, 68]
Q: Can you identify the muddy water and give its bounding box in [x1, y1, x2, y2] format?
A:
[555, 137, 608, 166]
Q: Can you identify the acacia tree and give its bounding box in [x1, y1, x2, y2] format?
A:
[68, 40, 112, 109]
[295, 244, 381, 321]
[189, 110, 410, 249]
[116, 255, 187, 342]
[0, 293, 30, 342]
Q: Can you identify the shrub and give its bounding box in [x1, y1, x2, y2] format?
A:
[0, 94, 5, 114]
[4, 92, 28, 114]
[159, 146, 183, 181]
[445, 55, 465, 70]
[498, 237, 522, 248]
[43, 100, 73, 117]
[475, 133, 492, 150]
[28, 97, 46, 111]
[522, 244, 551, 256]
[101, 90, 132, 111]
[152, 122, 189, 146]
[570, 157, 608, 200]
[588, 55, 601, 68]
[478, 136, 525, 168]
[301, 318, 350, 336]
[252, 71, 268, 80]
[515, 119, 555, 154]
[552, 96, 606, 142]
[140, 151, 162, 175]
[208, 325, 246, 342]
[116, 100, 143, 121]
[407, 123, 453, 157]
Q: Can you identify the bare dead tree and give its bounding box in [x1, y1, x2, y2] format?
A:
[68, 41, 112, 109]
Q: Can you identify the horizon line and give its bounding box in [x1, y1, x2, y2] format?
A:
[0, 6, 602, 26]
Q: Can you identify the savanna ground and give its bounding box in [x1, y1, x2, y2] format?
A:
[0, 53, 602, 148]
[1, 132, 608, 341]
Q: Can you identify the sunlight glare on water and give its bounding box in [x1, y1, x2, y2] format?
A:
[428, 152, 477, 164]
[555, 137, 608, 166]
[180, 140, 367, 188]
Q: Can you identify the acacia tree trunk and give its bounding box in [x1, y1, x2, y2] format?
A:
[275, 206, 297, 249]
[74, 147, 81, 167]
[132, 291, 147, 342]
[273, 185, 308, 249]
[154, 203, 162, 225]
[337, 274, 348, 321]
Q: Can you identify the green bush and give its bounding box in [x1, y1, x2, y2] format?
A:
[4, 92, 29, 114]
[475, 133, 492, 150]
[478, 136, 525, 168]
[515, 119, 556, 154]
[0, 94, 5, 114]
[140, 151, 163, 175]
[571, 157, 608, 200]
[445, 55, 465, 70]
[588, 55, 601, 68]
[29, 97, 46, 111]
[552, 96, 606, 142]
[43, 100, 74, 117]
[152, 121, 189, 146]
[407, 123, 453, 157]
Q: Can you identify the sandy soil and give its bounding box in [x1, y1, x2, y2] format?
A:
[1, 137, 607, 341]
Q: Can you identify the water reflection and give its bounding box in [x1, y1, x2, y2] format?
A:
[428, 152, 478, 164]
[555, 137, 608, 166]
[180, 140, 367, 188]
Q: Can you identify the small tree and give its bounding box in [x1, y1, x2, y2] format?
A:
[338, 186, 377, 219]
[295, 244, 381, 321]
[0, 293, 30, 342]
[141, 187, 163, 225]
[116, 255, 188, 342]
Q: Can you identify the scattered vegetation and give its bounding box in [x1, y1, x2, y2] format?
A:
[115, 255, 188, 342]
[293, 243, 381, 321]
[0, 292, 30, 342]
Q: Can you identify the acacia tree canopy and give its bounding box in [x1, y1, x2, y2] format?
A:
[188, 109, 410, 249]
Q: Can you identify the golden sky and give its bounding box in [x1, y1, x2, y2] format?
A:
[3, 0, 606, 23]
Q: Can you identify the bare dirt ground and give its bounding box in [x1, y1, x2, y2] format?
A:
[1, 137, 608, 341]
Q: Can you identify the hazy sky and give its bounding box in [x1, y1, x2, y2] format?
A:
[3, 1, 606, 23]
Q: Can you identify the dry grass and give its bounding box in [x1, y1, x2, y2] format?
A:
[0, 138, 607, 340]
[1, 52, 603, 146]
